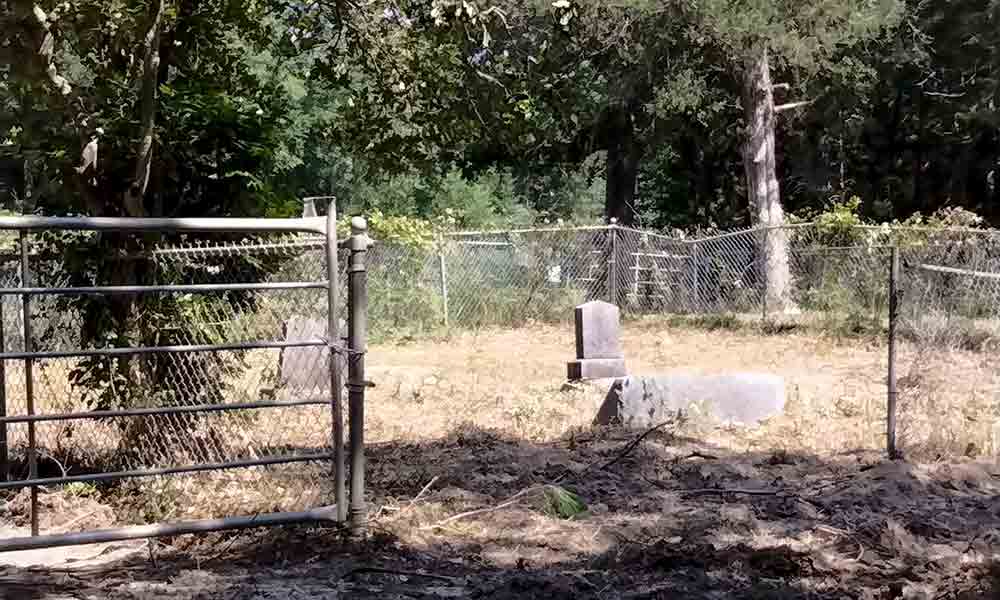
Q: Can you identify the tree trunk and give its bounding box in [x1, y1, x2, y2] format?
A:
[742, 48, 795, 314]
[605, 106, 640, 226]
[123, 0, 164, 217]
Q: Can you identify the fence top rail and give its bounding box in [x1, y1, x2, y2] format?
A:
[914, 263, 1000, 280]
[0, 215, 328, 234]
[447, 224, 612, 237]
[618, 226, 687, 243]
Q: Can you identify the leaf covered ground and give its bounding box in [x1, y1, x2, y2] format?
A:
[3, 424, 999, 599]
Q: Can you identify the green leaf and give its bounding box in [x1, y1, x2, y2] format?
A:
[542, 485, 587, 520]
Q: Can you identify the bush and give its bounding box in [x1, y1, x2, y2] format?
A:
[346, 168, 539, 231]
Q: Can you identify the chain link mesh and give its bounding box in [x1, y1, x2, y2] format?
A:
[5, 220, 1000, 532]
[353, 224, 927, 330]
[358, 222, 1000, 460]
[895, 232, 1000, 458]
[1, 231, 341, 527]
[442, 228, 609, 328]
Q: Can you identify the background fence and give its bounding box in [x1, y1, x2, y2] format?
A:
[358, 223, 998, 332]
[361, 222, 1000, 458]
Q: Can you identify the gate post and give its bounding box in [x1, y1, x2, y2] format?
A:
[887, 245, 900, 460]
[0, 275, 7, 482]
[19, 231, 38, 536]
[691, 241, 701, 314]
[325, 201, 346, 522]
[347, 217, 370, 535]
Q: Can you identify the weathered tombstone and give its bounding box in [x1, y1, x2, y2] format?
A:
[595, 372, 785, 428]
[567, 300, 627, 380]
[279, 316, 346, 391]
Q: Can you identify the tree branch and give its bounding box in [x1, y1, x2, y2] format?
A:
[124, 0, 165, 217]
[774, 100, 812, 113]
[12, 2, 72, 95]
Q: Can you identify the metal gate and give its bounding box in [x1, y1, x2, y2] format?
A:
[0, 205, 369, 551]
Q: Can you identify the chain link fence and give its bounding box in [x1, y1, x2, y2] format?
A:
[4, 219, 1000, 525]
[895, 233, 1000, 458]
[356, 222, 1000, 459]
[355, 223, 908, 332]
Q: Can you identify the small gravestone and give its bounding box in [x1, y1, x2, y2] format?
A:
[567, 301, 627, 380]
[595, 372, 785, 428]
[279, 316, 346, 391]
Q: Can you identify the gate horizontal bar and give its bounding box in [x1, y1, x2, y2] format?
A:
[0, 338, 326, 361]
[0, 452, 333, 490]
[0, 215, 326, 234]
[0, 505, 340, 553]
[0, 397, 330, 424]
[0, 280, 329, 296]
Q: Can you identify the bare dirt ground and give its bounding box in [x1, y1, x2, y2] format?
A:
[2, 321, 999, 598]
[4, 430, 999, 599]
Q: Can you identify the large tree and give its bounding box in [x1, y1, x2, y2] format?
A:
[695, 0, 903, 311]
[0, 0, 359, 417]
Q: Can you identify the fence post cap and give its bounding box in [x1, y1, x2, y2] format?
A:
[350, 217, 373, 249]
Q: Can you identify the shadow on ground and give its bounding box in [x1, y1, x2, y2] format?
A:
[2, 423, 999, 599]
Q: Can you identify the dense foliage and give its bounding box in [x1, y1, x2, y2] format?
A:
[0, 0, 996, 232]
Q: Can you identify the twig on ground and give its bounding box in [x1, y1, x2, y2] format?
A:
[195, 531, 246, 568]
[684, 487, 782, 497]
[409, 476, 440, 507]
[342, 567, 456, 583]
[598, 421, 678, 472]
[52, 510, 98, 534]
[682, 451, 718, 460]
[557, 421, 678, 483]
[421, 486, 539, 529]
[642, 475, 675, 491]
[147, 539, 158, 569]
[386, 475, 441, 520]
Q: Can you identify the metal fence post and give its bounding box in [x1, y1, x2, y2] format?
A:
[0, 290, 6, 482]
[887, 245, 899, 460]
[691, 241, 701, 314]
[760, 228, 769, 321]
[438, 236, 449, 327]
[607, 220, 619, 306]
[347, 217, 369, 536]
[325, 201, 346, 522]
[19, 231, 38, 536]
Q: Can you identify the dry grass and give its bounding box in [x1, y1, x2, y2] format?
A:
[9, 317, 994, 465]
[360, 318, 1000, 459]
[3, 318, 999, 537]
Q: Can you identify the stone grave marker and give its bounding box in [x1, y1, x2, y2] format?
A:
[595, 372, 785, 428]
[279, 316, 346, 391]
[567, 300, 627, 380]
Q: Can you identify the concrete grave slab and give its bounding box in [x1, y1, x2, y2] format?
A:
[595, 373, 786, 428]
